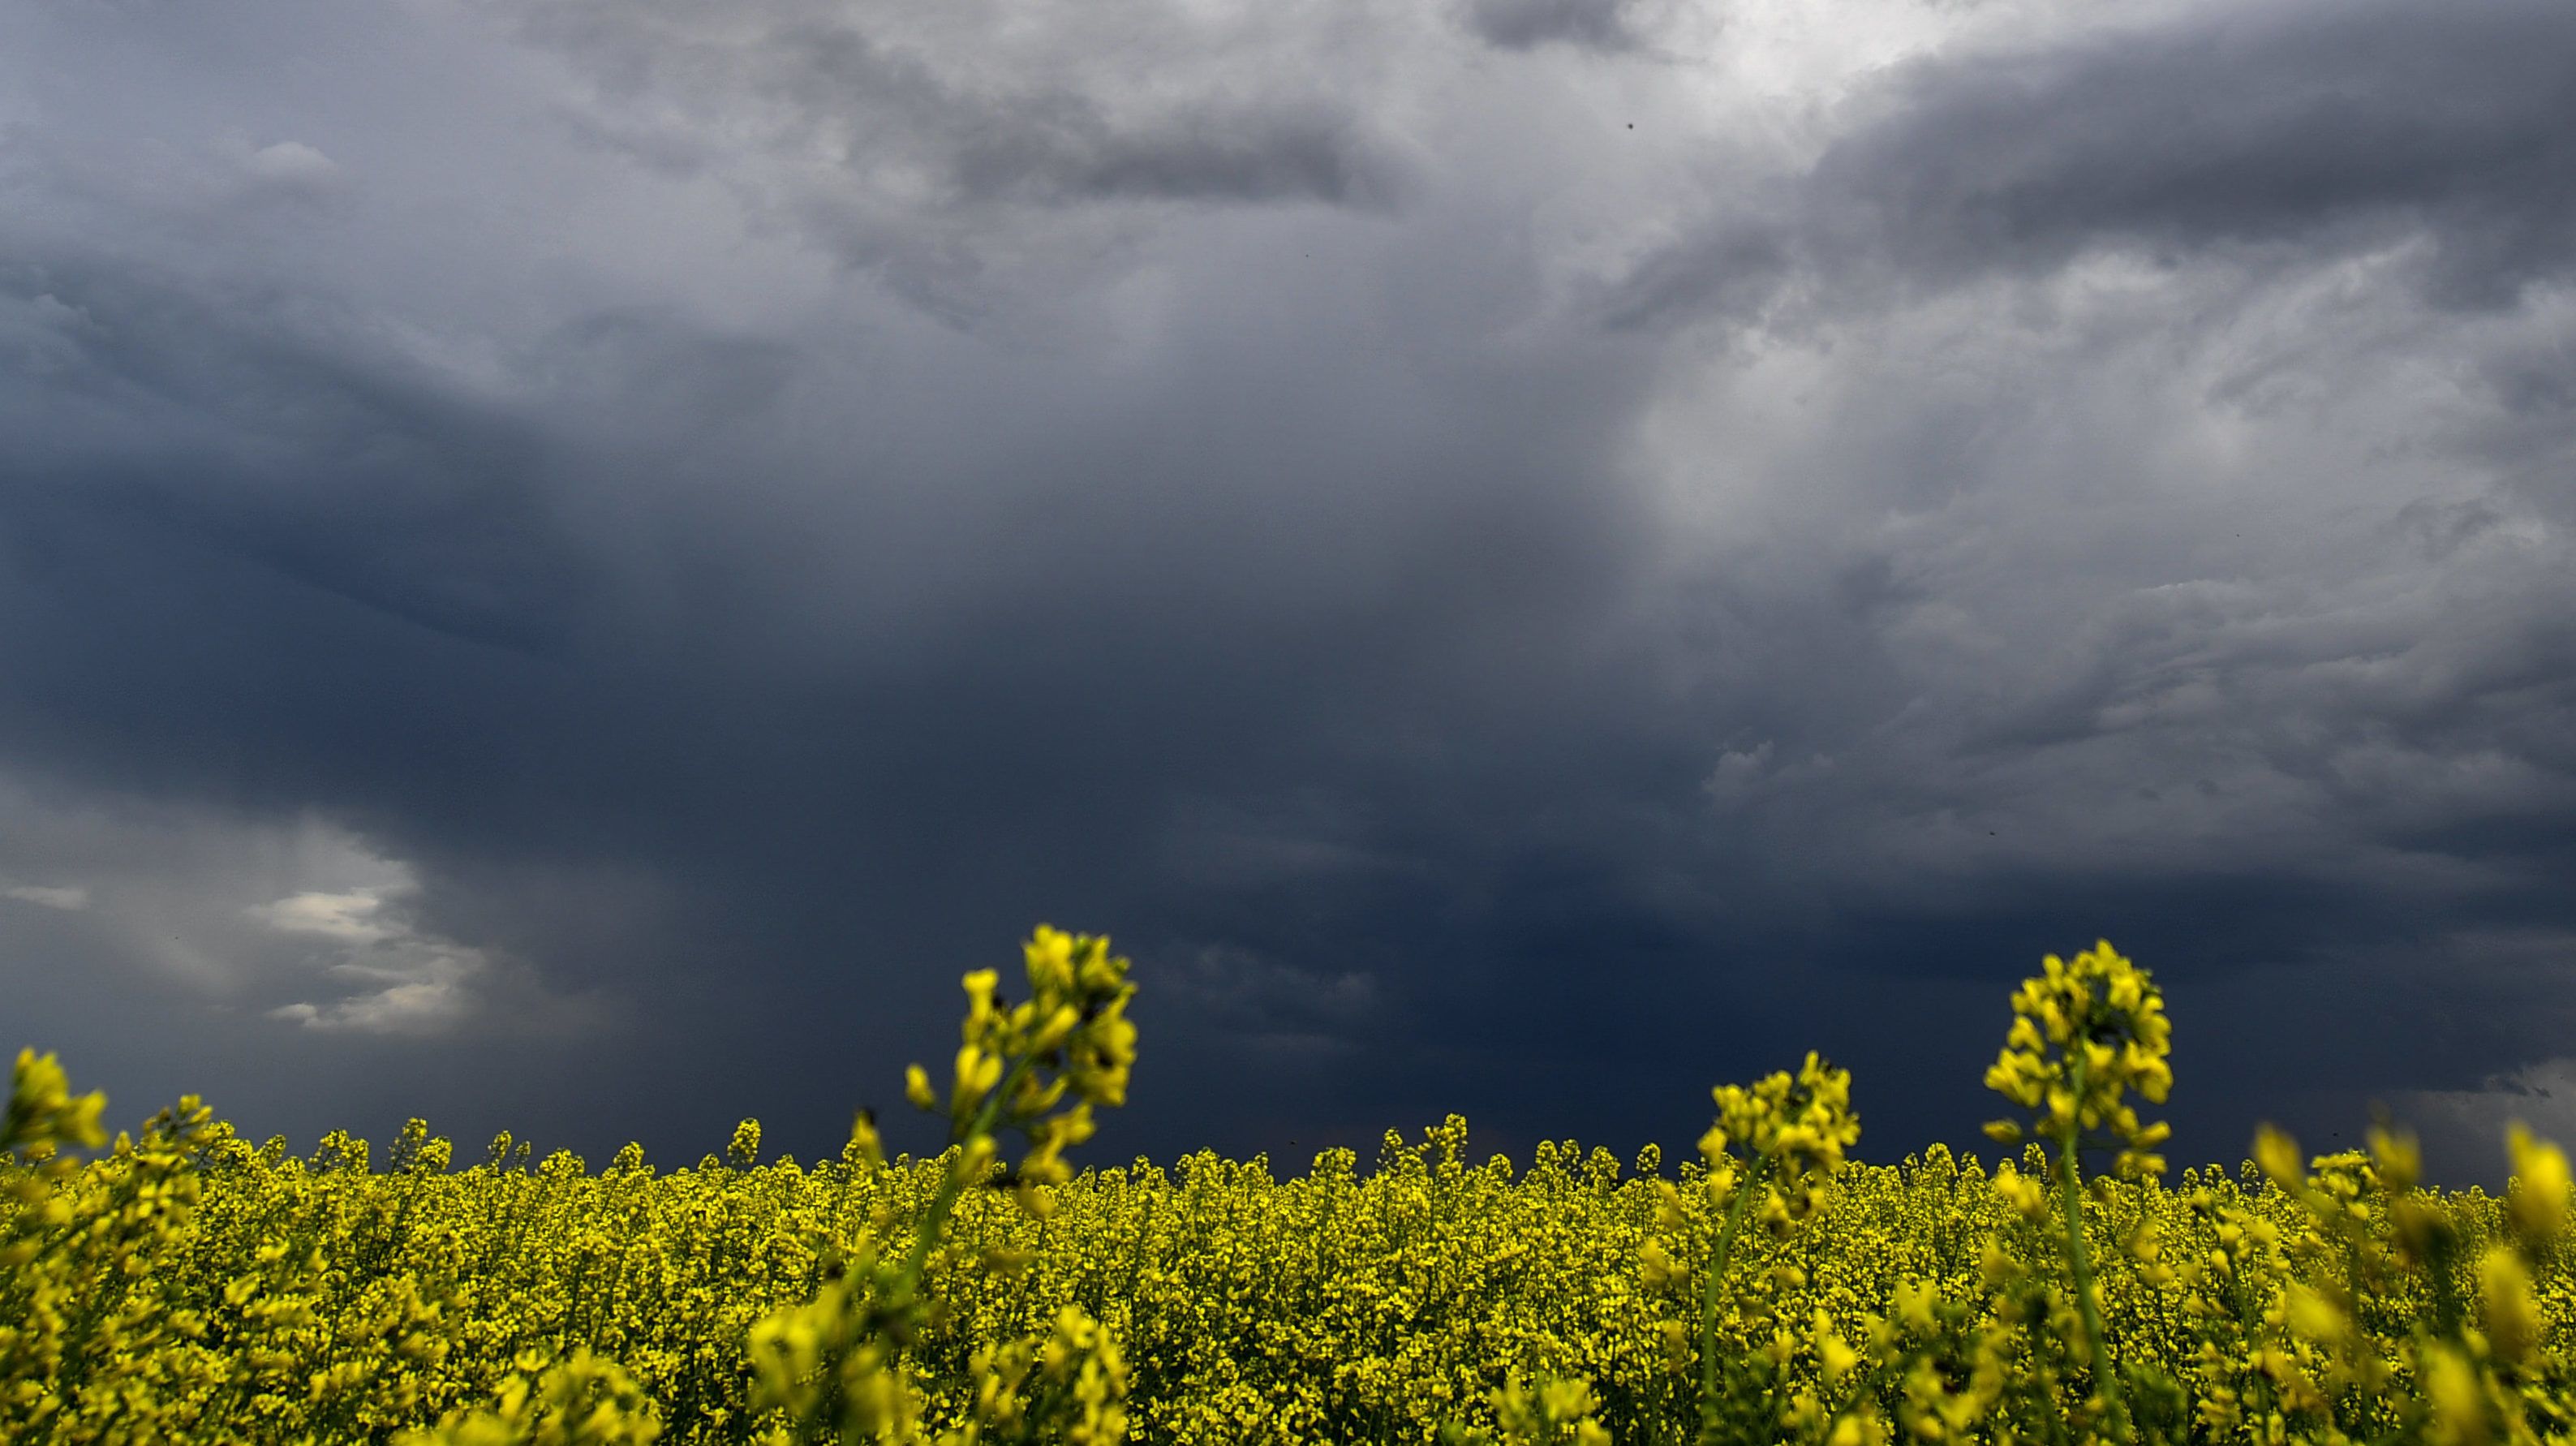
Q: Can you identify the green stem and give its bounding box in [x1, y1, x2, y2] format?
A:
[787, 1059, 1039, 1446]
[1699, 1146, 1776, 1441]
[895, 1056, 1033, 1292]
[2054, 1057, 2131, 1444]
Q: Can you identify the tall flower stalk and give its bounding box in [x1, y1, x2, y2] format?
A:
[1982, 940, 2173, 1444]
[747, 926, 1138, 1446]
[1631, 1052, 1860, 1446]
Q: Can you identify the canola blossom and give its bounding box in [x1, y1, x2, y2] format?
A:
[3, 932, 2572, 1445]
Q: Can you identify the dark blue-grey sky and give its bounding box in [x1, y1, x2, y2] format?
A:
[2, 0, 2571, 1184]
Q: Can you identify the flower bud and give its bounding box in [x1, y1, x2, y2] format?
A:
[2507, 1123, 2570, 1246]
[2251, 1125, 2305, 1191]
[2479, 1246, 2543, 1366]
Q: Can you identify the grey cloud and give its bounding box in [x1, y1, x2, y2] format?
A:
[970, 106, 1398, 210]
[1460, 0, 1646, 54]
[2399, 1026, 2576, 1185]
[506, 0, 1410, 313]
[1610, 187, 2576, 1161]
[1609, 0, 2576, 329]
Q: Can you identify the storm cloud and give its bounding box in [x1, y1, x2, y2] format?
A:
[1, 0, 2570, 1184]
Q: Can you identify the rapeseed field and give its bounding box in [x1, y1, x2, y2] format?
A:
[6, 930, 2572, 1444]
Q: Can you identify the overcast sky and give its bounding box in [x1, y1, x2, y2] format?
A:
[3, 0, 2571, 1184]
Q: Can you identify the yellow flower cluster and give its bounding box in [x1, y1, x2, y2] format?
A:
[1981, 941, 2173, 1181]
[1702, 1052, 1863, 1227]
[5, 936, 2574, 1445]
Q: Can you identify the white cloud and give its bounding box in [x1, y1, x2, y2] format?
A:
[247, 884, 510, 1035]
[0, 771, 592, 1038]
[1701, 741, 1774, 803]
[247, 889, 398, 941]
[2, 882, 88, 910]
[269, 962, 478, 1035]
[241, 139, 341, 190]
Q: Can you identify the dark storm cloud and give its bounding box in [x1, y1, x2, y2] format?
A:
[0, 261, 587, 659]
[2, 0, 2573, 1183]
[0, 121, 1674, 1164]
[1609, 0, 2576, 328]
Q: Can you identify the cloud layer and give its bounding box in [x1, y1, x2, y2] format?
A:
[0, 0, 2569, 1180]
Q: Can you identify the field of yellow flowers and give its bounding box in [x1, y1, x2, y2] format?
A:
[6, 930, 2574, 1444]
